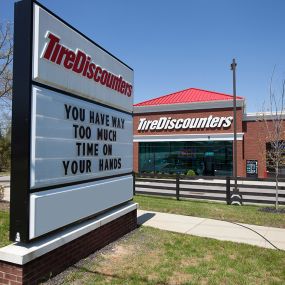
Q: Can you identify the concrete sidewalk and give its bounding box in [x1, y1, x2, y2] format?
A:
[137, 210, 285, 250]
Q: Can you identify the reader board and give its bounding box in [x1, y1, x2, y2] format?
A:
[10, 0, 134, 242]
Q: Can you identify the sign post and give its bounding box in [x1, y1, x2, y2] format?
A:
[230, 58, 242, 205]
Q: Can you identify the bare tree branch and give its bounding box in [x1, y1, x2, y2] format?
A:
[0, 22, 13, 110]
[259, 70, 285, 210]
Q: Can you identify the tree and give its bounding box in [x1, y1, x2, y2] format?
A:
[0, 22, 13, 110]
[257, 73, 285, 210]
[0, 22, 13, 172]
[0, 125, 11, 171]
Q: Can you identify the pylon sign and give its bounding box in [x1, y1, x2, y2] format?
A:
[10, 0, 134, 242]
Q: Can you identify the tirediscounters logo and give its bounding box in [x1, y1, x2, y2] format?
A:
[137, 115, 233, 131]
[41, 32, 133, 97]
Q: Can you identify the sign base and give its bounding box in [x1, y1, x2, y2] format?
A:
[0, 202, 137, 285]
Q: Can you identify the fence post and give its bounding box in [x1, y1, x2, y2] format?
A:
[133, 172, 136, 196]
[176, 174, 180, 200]
[226, 176, 231, 205]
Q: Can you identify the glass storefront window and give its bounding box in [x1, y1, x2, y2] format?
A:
[139, 141, 233, 176]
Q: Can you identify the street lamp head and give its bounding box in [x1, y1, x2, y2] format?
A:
[231, 58, 237, 70]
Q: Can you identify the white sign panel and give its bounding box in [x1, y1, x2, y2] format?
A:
[30, 175, 133, 239]
[32, 4, 133, 113]
[30, 85, 133, 189]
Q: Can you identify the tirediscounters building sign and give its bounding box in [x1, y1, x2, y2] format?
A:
[10, 1, 134, 242]
[137, 116, 233, 131]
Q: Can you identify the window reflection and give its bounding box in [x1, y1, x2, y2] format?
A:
[139, 141, 233, 176]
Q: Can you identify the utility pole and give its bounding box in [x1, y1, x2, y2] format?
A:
[230, 58, 242, 205]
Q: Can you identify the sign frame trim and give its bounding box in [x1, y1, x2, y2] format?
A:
[32, 80, 133, 116]
[10, 0, 34, 243]
[30, 172, 133, 193]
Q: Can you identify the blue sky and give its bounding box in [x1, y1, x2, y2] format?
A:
[1, 0, 285, 112]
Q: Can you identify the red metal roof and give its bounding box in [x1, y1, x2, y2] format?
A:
[134, 88, 243, 107]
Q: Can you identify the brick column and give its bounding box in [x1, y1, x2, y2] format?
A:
[237, 140, 245, 177]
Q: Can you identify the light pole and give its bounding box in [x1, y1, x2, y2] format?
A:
[230, 58, 242, 205]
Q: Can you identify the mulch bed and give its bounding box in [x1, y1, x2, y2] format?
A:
[259, 207, 285, 214]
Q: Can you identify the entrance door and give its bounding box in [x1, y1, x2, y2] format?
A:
[204, 152, 215, 176]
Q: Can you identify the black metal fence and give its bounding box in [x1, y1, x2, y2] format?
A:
[134, 173, 285, 205]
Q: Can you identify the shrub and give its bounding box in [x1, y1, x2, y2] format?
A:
[186, 169, 196, 176]
[0, 185, 4, 200]
[0, 129, 11, 172]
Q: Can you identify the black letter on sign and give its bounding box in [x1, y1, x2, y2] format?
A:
[65, 104, 72, 119]
[73, 124, 79, 138]
[62, 160, 70, 175]
[118, 158, 121, 169]
[87, 160, 91, 172]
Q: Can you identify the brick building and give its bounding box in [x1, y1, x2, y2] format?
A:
[133, 87, 284, 178]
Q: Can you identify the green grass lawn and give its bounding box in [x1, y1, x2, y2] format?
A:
[134, 195, 285, 228]
[0, 210, 9, 247]
[51, 227, 285, 285]
[0, 200, 284, 284]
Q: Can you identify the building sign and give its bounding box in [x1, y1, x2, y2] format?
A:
[246, 160, 258, 178]
[137, 115, 233, 131]
[10, 1, 133, 242]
